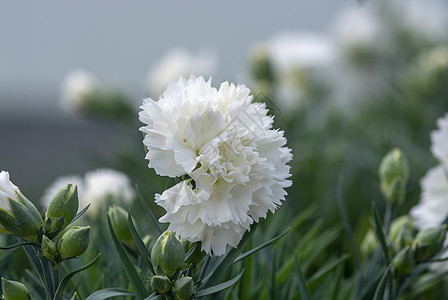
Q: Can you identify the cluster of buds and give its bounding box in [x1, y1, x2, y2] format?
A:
[0, 171, 91, 265]
[391, 221, 447, 278]
[42, 183, 91, 264]
[149, 231, 198, 300]
[379, 148, 410, 206]
[1, 278, 30, 300]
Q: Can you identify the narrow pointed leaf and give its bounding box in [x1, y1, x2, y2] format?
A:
[234, 228, 289, 263]
[135, 185, 162, 235]
[308, 254, 350, 290]
[372, 203, 391, 265]
[128, 209, 155, 275]
[86, 288, 134, 300]
[108, 215, 149, 299]
[71, 204, 91, 224]
[195, 270, 244, 297]
[373, 265, 392, 300]
[54, 253, 101, 300]
[295, 252, 311, 300]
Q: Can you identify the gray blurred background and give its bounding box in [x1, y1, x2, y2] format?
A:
[0, 0, 354, 202]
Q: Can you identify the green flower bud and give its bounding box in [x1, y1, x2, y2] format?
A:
[42, 235, 58, 262]
[172, 276, 194, 300]
[413, 225, 447, 261]
[1, 278, 30, 300]
[182, 241, 205, 266]
[45, 183, 79, 234]
[151, 231, 185, 279]
[0, 191, 43, 242]
[250, 45, 275, 84]
[360, 229, 379, 257]
[58, 226, 90, 260]
[388, 215, 415, 251]
[379, 148, 409, 205]
[150, 275, 172, 294]
[392, 246, 415, 278]
[108, 205, 135, 250]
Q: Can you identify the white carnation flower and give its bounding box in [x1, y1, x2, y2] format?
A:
[411, 166, 448, 230]
[41, 175, 83, 209]
[431, 113, 448, 169]
[82, 169, 135, 217]
[139, 76, 292, 256]
[60, 69, 97, 112]
[146, 47, 217, 97]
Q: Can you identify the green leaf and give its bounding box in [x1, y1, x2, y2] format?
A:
[144, 293, 163, 300]
[337, 180, 361, 270]
[71, 204, 91, 224]
[308, 254, 350, 290]
[128, 209, 155, 275]
[294, 252, 311, 300]
[135, 185, 162, 235]
[184, 243, 198, 262]
[108, 215, 149, 299]
[373, 265, 392, 300]
[53, 253, 101, 300]
[195, 270, 244, 297]
[85, 288, 135, 300]
[372, 203, 391, 265]
[203, 224, 257, 288]
[234, 228, 289, 263]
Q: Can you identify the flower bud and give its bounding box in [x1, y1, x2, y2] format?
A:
[151, 231, 185, 279]
[379, 148, 410, 205]
[172, 276, 194, 300]
[42, 235, 58, 262]
[392, 246, 415, 278]
[45, 183, 79, 234]
[150, 275, 172, 294]
[388, 215, 415, 251]
[413, 225, 447, 261]
[1, 278, 30, 300]
[108, 205, 135, 250]
[0, 171, 43, 242]
[58, 226, 90, 260]
[360, 229, 378, 257]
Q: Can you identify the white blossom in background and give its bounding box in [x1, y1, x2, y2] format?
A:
[411, 114, 448, 273]
[139, 76, 292, 256]
[332, 7, 384, 55]
[256, 33, 336, 110]
[82, 169, 135, 217]
[383, 0, 448, 43]
[60, 69, 97, 112]
[0, 171, 20, 232]
[41, 169, 135, 218]
[146, 47, 218, 97]
[41, 175, 83, 209]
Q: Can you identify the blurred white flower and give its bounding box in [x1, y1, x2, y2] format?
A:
[386, 0, 448, 43]
[256, 33, 336, 110]
[60, 70, 97, 112]
[332, 7, 384, 55]
[82, 169, 135, 216]
[146, 47, 217, 97]
[42, 169, 134, 218]
[431, 113, 448, 169]
[41, 175, 83, 209]
[140, 76, 292, 255]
